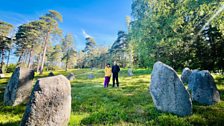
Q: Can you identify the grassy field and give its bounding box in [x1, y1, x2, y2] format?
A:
[0, 69, 224, 126]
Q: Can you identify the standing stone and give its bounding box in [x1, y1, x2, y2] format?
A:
[128, 68, 134, 76]
[20, 75, 71, 126]
[181, 68, 192, 84]
[188, 70, 198, 91]
[88, 74, 94, 79]
[4, 67, 34, 106]
[150, 61, 192, 116]
[189, 70, 220, 105]
[67, 73, 75, 81]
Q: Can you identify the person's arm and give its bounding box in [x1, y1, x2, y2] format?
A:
[112, 66, 114, 73]
[118, 66, 120, 72]
[104, 67, 107, 74]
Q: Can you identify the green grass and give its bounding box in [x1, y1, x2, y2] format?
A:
[0, 69, 224, 125]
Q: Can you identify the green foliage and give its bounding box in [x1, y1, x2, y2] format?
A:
[12, 10, 64, 73]
[0, 21, 13, 37]
[81, 34, 97, 68]
[156, 115, 190, 126]
[0, 21, 13, 73]
[129, 0, 224, 70]
[61, 34, 76, 71]
[47, 10, 63, 22]
[1, 64, 6, 74]
[15, 20, 43, 66]
[6, 64, 16, 73]
[109, 31, 130, 67]
[48, 44, 63, 68]
[83, 30, 131, 69]
[83, 37, 96, 54]
[38, 10, 63, 74]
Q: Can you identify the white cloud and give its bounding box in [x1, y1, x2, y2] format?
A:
[82, 29, 92, 38]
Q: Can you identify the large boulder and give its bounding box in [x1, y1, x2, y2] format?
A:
[4, 67, 34, 106]
[150, 61, 192, 116]
[181, 68, 192, 84]
[67, 73, 75, 81]
[20, 75, 71, 126]
[188, 70, 220, 105]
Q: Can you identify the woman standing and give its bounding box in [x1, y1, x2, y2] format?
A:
[104, 63, 112, 88]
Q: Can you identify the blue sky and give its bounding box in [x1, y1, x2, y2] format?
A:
[0, 0, 132, 50]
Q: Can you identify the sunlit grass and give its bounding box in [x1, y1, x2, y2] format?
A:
[0, 69, 224, 125]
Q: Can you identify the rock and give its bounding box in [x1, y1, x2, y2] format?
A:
[128, 68, 134, 76]
[188, 70, 198, 91]
[67, 73, 75, 81]
[20, 75, 71, 126]
[4, 67, 35, 106]
[189, 70, 220, 105]
[88, 74, 94, 79]
[48, 72, 54, 76]
[150, 61, 192, 116]
[181, 68, 192, 84]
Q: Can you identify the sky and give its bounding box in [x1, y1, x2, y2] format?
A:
[0, 0, 132, 50]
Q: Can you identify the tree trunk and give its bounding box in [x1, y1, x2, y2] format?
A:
[65, 53, 68, 71]
[39, 31, 50, 75]
[27, 48, 33, 69]
[0, 49, 4, 73]
[1, 48, 5, 66]
[24, 50, 29, 65]
[6, 49, 10, 67]
[37, 53, 42, 73]
[17, 51, 24, 66]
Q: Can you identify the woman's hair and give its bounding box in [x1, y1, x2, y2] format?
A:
[106, 63, 110, 66]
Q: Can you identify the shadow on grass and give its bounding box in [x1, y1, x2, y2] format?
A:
[218, 89, 224, 101]
[192, 104, 224, 126]
[0, 121, 20, 126]
[0, 90, 25, 113]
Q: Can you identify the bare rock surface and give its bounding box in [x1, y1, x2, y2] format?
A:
[20, 75, 71, 126]
[150, 61, 192, 116]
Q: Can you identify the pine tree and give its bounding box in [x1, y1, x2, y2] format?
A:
[62, 34, 76, 71]
[39, 10, 63, 74]
[83, 35, 96, 68]
[0, 21, 13, 73]
[110, 31, 128, 67]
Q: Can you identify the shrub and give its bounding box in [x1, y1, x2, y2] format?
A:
[6, 64, 16, 73]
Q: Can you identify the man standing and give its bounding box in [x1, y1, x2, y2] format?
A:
[112, 61, 120, 87]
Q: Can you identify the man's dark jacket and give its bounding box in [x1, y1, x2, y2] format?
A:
[112, 65, 120, 74]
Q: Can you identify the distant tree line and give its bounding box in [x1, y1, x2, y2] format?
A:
[76, 30, 131, 69]
[0, 10, 76, 74]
